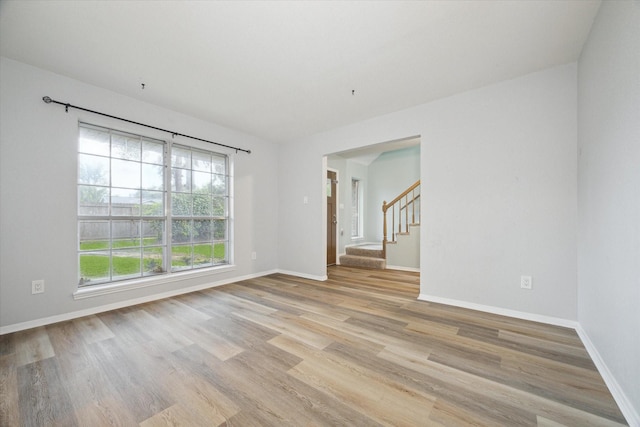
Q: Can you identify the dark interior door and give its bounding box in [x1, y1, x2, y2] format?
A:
[327, 170, 337, 266]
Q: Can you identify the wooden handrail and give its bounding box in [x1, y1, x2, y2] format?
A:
[382, 180, 420, 258]
[382, 180, 420, 213]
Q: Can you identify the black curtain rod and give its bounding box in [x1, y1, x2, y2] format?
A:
[42, 96, 251, 154]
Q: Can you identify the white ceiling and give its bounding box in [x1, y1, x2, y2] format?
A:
[0, 1, 601, 144]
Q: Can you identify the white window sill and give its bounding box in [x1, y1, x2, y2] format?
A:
[73, 264, 236, 300]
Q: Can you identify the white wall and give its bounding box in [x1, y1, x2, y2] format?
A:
[386, 226, 420, 270]
[577, 0, 640, 422]
[279, 63, 578, 320]
[0, 57, 279, 330]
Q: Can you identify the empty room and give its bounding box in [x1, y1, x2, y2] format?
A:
[0, 1, 638, 426]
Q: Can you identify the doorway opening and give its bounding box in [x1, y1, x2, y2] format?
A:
[324, 136, 421, 273]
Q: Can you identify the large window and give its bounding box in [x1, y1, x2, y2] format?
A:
[77, 123, 229, 287]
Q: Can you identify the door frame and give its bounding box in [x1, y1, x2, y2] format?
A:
[326, 167, 339, 266]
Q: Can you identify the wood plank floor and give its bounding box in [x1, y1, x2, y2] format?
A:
[0, 266, 627, 426]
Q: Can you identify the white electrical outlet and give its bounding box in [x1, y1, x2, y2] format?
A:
[520, 276, 532, 290]
[32, 279, 45, 294]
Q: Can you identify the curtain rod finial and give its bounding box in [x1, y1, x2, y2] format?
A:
[42, 96, 52, 103]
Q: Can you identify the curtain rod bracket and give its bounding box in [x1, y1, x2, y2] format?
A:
[41, 95, 251, 154]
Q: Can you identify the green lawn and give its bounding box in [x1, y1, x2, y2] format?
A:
[80, 242, 226, 279]
[171, 243, 226, 268]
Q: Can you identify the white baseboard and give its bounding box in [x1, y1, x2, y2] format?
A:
[276, 269, 328, 282]
[0, 269, 279, 335]
[386, 265, 420, 272]
[417, 293, 578, 329]
[575, 325, 640, 427]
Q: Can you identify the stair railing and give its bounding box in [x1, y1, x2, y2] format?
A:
[382, 180, 420, 258]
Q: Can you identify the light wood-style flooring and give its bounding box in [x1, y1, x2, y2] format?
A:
[0, 266, 627, 426]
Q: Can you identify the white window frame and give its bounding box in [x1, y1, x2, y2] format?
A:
[76, 122, 233, 296]
[351, 178, 364, 239]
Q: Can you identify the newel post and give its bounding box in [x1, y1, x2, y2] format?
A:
[382, 200, 388, 258]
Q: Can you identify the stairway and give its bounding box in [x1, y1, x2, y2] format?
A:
[339, 244, 386, 269]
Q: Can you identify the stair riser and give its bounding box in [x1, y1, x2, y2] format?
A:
[339, 255, 386, 270]
[345, 247, 384, 258]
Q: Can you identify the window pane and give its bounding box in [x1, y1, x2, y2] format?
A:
[79, 154, 109, 186]
[192, 150, 212, 172]
[212, 174, 226, 195]
[172, 193, 192, 216]
[144, 248, 164, 275]
[79, 220, 110, 250]
[112, 133, 141, 161]
[79, 252, 110, 283]
[351, 179, 361, 237]
[213, 242, 227, 263]
[112, 159, 140, 189]
[171, 245, 192, 270]
[171, 168, 191, 192]
[172, 146, 191, 168]
[193, 219, 212, 242]
[79, 185, 109, 215]
[193, 244, 213, 267]
[142, 191, 163, 217]
[112, 220, 140, 248]
[192, 171, 212, 193]
[142, 220, 164, 246]
[79, 126, 110, 156]
[193, 193, 213, 216]
[142, 164, 163, 190]
[111, 248, 141, 279]
[172, 219, 192, 243]
[213, 219, 227, 240]
[212, 196, 227, 216]
[212, 155, 226, 174]
[142, 140, 164, 165]
[112, 188, 140, 216]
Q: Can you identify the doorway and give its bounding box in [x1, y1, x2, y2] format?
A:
[327, 169, 337, 266]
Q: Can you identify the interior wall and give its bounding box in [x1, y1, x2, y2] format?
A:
[366, 145, 420, 242]
[279, 62, 578, 320]
[577, 0, 640, 420]
[0, 57, 279, 329]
